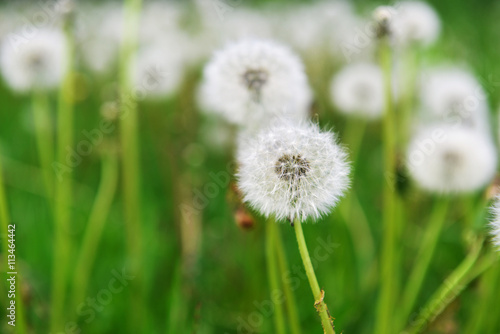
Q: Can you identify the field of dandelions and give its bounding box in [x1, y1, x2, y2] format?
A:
[1, 0, 500, 333]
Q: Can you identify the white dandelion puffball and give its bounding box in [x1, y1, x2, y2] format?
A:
[406, 125, 497, 194]
[237, 122, 350, 221]
[489, 197, 500, 252]
[0, 29, 67, 92]
[132, 43, 184, 99]
[200, 39, 312, 129]
[420, 67, 489, 130]
[330, 63, 384, 119]
[392, 1, 441, 46]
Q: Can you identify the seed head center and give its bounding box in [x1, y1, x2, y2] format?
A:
[275, 154, 310, 181]
[242, 69, 268, 95]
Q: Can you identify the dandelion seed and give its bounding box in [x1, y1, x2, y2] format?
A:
[237, 122, 350, 221]
[0, 29, 67, 92]
[199, 39, 312, 129]
[330, 63, 384, 119]
[406, 125, 497, 194]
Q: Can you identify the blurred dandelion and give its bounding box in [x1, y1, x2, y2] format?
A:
[199, 39, 312, 129]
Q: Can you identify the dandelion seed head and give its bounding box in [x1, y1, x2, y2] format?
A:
[392, 1, 441, 46]
[237, 122, 350, 222]
[489, 197, 500, 252]
[199, 39, 312, 129]
[407, 125, 497, 194]
[0, 29, 67, 92]
[420, 67, 489, 130]
[132, 43, 184, 99]
[330, 63, 384, 119]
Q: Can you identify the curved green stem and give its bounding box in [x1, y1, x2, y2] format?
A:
[266, 221, 286, 334]
[375, 36, 398, 334]
[71, 150, 118, 308]
[405, 238, 485, 334]
[51, 19, 75, 333]
[399, 198, 449, 328]
[293, 219, 335, 334]
[32, 91, 54, 200]
[273, 223, 302, 334]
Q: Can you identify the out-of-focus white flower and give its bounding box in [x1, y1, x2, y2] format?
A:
[132, 43, 184, 99]
[79, 4, 123, 75]
[373, 5, 396, 38]
[330, 63, 384, 119]
[199, 39, 312, 130]
[420, 67, 489, 131]
[237, 122, 350, 221]
[392, 1, 441, 46]
[139, 1, 184, 44]
[0, 29, 67, 92]
[406, 125, 497, 194]
[489, 197, 500, 252]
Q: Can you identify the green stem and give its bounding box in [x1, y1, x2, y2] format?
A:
[51, 19, 75, 333]
[340, 119, 375, 286]
[273, 223, 302, 334]
[119, 0, 143, 273]
[32, 91, 54, 200]
[405, 238, 485, 334]
[71, 150, 118, 308]
[118, 0, 143, 330]
[375, 36, 398, 334]
[266, 221, 286, 334]
[399, 45, 418, 149]
[293, 219, 335, 334]
[399, 198, 449, 328]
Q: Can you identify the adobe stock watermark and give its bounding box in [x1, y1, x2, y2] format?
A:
[50, 268, 134, 334]
[226, 235, 339, 334]
[180, 161, 236, 222]
[51, 66, 171, 182]
[6, 0, 71, 52]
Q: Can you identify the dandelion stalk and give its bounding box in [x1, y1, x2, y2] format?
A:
[405, 238, 485, 334]
[266, 220, 286, 334]
[51, 17, 75, 333]
[375, 34, 399, 334]
[293, 219, 335, 334]
[340, 119, 375, 274]
[399, 198, 449, 328]
[72, 149, 118, 308]
[32, 91, 54, 200]
[119, 0, 144, 329]
[273, 223, 302, 334]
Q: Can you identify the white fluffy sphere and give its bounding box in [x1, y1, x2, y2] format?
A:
[0, 29, 67, 92]
[237, 122, 350, 222]
[392, 1, 441, 46]
[199, 39, 312, 130]
[420, 67, 489, 131]
[132, 42, 184, 100]
[406, 125, 497, 194]
[330, 63, 384, 119]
